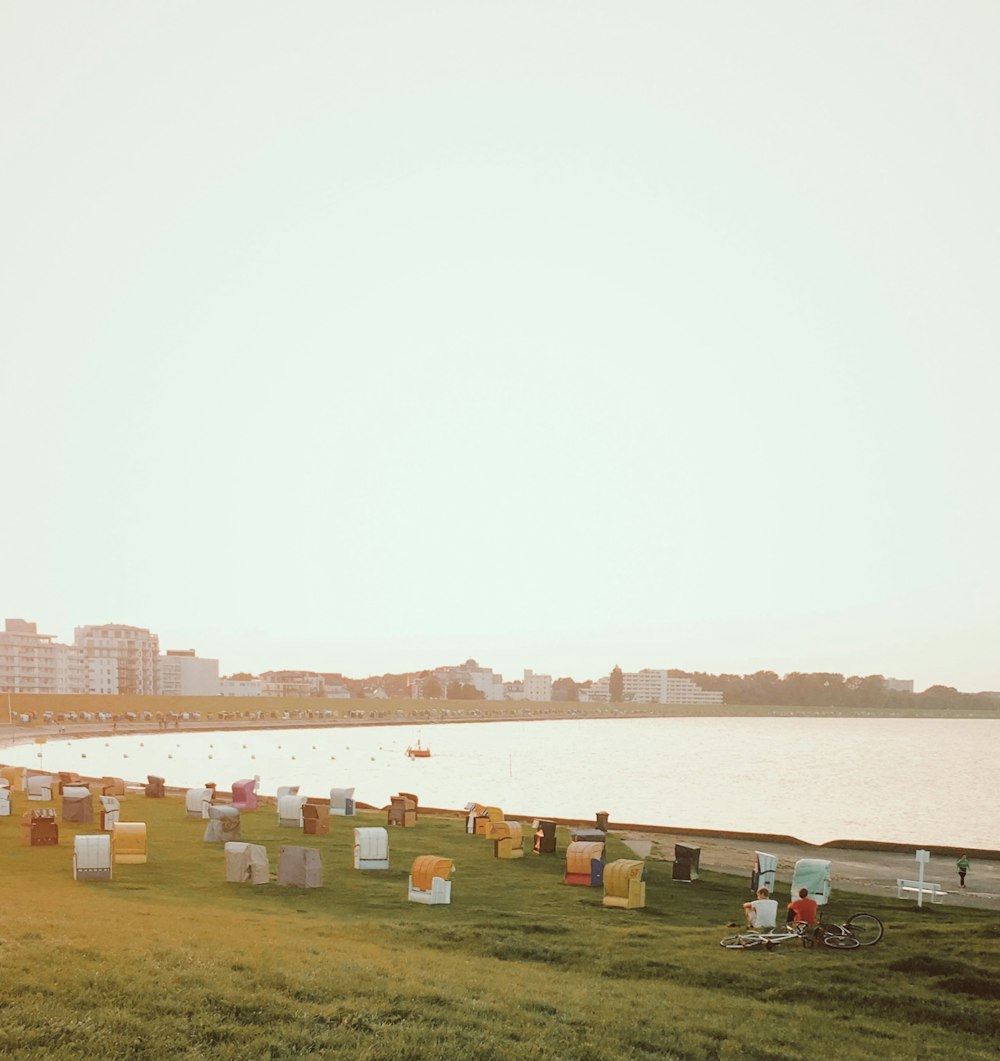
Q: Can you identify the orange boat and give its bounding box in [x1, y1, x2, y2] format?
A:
[406, 739, 431, 759]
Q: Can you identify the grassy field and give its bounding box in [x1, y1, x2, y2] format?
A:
[3, 789, 998, 1061]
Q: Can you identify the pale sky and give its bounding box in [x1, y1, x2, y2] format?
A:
[3, 3, 998, 693]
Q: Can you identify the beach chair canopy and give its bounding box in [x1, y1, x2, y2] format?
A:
[791, 858, 831, 905]
[411, 855, 454, 891]
[603, 858, 647, 910]
[277, 845, 323, 888]
[204, 804, 241, 842]
[225, 841, 270, 884]
[354, 827, 390, 869]
[185, 787, 214, 818]
[231, 778, 258, 810]
[112, 822, 148, 864]
[672, 844, 701, 882]
[752, 851, 778, 892]
[74, 834, 112, 881]
[27, 775, 55, 800]
[62, 787, 93, 824]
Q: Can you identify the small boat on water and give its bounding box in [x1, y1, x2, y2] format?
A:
[406, 739, 431, 759]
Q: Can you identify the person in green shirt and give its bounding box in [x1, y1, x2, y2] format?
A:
[957, 855, 970, 888]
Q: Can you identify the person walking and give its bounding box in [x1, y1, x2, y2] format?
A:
[957, 854, 970, 888]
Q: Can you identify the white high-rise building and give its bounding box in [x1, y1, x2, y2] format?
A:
[75, 623, 160, 696]
[159, 649, 220, 696]
[523, 669, 552, 701]
[0, 618, 86, 694]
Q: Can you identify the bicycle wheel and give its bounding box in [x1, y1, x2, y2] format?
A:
[845, 913, 883, 946]
[720, 934, 763, 950]
[823, 932, 861, 949]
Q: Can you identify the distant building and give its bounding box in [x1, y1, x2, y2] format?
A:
[589, 668, 723, 704]
[88, 657, 118, 695]
[522, 669, 552, 701]
[259, 670, 325, 697]
[220, 678, 263, 696]
[433, 659, 505, 701]
[159, 649, 220, 696]
[503, 680, 525, 701]
[883, 677, 914, 693]
[0, 618, 86, 695]
[75, 623, 160, 695]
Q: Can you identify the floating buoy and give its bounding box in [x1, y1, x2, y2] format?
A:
[168, 754, 172, 759]
[208, 755, 212, 760]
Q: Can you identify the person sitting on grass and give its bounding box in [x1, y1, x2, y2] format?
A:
[743, 886, 778, 930]
[786, 886, 819, 927]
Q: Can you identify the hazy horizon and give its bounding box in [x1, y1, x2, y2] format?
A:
[4, 4, 998, 694]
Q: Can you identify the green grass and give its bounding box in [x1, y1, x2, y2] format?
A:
[3, 789, 997, 1060]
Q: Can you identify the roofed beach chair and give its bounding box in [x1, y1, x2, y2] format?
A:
[99, 795, 121, 831]
[354, 827, 389, 870]
[388, 794, 417, 827]
[74, 834, 113, 881]
[278, 793, 306, 827]
[302, 799, 330, 836]
[225, 841, 270, 884]
[145, 775, 166, 798]
[752, 851, 778, 893]
[62, 786, 94, 825]
[532, 819, 557, 855]
[492, 821, 524, 860]
[277, 845, 322, 888]
[473, 806, 503, 838]
[101, 777, 126, 797]
[185, 786, 214, 819]
[276, 785, 299, 799]
[0, 787, 10, 816]
[0, 766, 25, 791]
[602, 859, 646, 909]
[22, 809, 58, 846]
[791, 858, 831, 905]
[27, 775, 54, 801]
[231, 777, 259, 811]
[672, 843, 700, 882]
[408, 855, 454, 905]
[565, 841, 605, 886]
[112, 822, 148, 864]
[204, 804, 241, 842]
[329, 787, 355, 816]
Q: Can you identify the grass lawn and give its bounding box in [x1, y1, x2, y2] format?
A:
[3, 789, 997, 1060]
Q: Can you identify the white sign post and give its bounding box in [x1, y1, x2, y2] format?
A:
[915, 849, 931, 908]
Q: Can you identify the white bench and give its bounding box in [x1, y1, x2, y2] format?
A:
[896, 878, 945, 902]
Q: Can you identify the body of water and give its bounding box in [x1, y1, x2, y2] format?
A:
[7, 716, 995, 848]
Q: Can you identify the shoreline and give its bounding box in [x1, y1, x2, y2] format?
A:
[4, 714, 996, 866]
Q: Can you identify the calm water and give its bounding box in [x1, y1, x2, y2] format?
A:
[8, 716, 996, 848]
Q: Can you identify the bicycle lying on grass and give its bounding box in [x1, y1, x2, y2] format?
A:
[720, 913, 884, 951]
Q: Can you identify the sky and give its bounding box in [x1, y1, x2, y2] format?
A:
[2, 3, 998, 693]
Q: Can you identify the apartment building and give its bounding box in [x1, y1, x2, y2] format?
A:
[220, 678, 263, 696]
[159, 649, 220, 696]
[0, 618, 86, 694]
[258, 670, 326, 697]
[522, 668, 553, 701]
[74, 623, 160, 695]
[589, 668, 723, 705]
